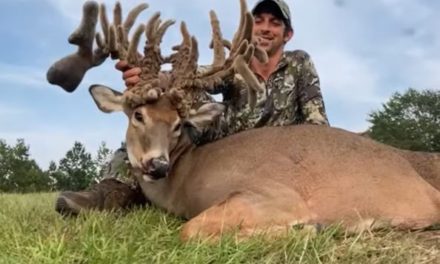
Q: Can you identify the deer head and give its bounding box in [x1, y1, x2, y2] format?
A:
[87, 0, 267, 180]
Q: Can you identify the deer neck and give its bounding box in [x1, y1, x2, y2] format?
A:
[140, 129, 198, 217]
[169, 128, 196, 169]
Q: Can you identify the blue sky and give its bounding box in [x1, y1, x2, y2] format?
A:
[0, 0, 439, 169]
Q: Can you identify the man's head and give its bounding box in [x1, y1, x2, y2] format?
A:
[251, 0, 294, 56]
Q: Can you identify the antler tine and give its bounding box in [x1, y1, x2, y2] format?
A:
[188, 37, 199, 77]
[194, 10, 229, 78]
[145, 13, 161, 42]
[231, 0, 248, 52]
[155, 19, 176, 46]
[169, 22, 192, 77]
[113, 2, 122, 26]
[108, 25, 117, 58]
[95, 2, 149, 61]
[141, 12, 175, 81]
[230, 12, 253, 57]
[127, 24, 146, 65]
[209, 11, 226, 68]
[179, 36, 199, 88]
[99, 3, 110, 45]
[124, 3, 149, 31]
[171, 35, 200, 117]
[180, 21, 192, 47]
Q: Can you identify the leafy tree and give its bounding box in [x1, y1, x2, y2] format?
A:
[0, 139, 51, 192]
[368, 88, 440, 152]
[94, 141, 113, 181]
[46, 161, 67, 191]
[56, 142, 97, 191]
[0, 140, 11, 191]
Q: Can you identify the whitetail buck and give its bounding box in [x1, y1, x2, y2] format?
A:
[59, 0, 440, 240]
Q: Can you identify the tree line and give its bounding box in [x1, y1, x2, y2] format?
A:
[0, 88, 438, 193]
[0, 140, 114, 193]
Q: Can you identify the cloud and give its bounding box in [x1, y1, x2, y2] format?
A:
[316, 49, 384, 105]
[0, 63, 48, 89]
[0, 104, 30, 117]
[405, 59, 440, 90]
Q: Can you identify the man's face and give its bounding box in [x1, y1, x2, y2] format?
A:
[253, 12, 293, 57]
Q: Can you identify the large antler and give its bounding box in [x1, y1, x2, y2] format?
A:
[46, 1, 148, 92]
[165, 0, 268, 115]
[122, 12, 176, 108]
[50, 0, 267, 116]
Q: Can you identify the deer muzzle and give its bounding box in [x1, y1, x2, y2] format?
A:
[145, 156, 170, 180]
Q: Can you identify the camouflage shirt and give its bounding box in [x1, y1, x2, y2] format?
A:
[194, 50, 329, 145]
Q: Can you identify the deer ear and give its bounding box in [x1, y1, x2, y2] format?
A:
[89, 84, 124, 113]
[186, 103, 225, 129]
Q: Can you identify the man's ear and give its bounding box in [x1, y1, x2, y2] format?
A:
[284, 28, 294, 43]
[89, 84, 124, 113]
[186, 103, 225, 130]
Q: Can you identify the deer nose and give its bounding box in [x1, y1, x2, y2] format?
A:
[147, 156, 169, 180]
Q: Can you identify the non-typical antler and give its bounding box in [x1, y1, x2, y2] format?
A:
[122, 12, 176, 108]
[49, 0, 268, 115]
[95, 2, 148, 64]
[165, 0, 268, 115]
[46, 1, 148, 92]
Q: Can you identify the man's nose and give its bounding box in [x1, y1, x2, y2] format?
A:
[255, 22, 271, 32]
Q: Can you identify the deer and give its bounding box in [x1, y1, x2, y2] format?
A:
[50, 0, 440, 241]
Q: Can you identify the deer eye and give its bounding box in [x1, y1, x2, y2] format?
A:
[173, 123, 182, 132]
[134, 111, 144, 123]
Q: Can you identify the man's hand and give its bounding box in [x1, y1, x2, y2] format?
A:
[115, 61, 142, 88]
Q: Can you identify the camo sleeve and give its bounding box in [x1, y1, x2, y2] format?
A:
[296, 52, 329, 126]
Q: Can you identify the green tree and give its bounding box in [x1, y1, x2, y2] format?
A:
[94, 141, 113, 181]
[46, 161, 67, 191]
[0, 139, 51, 192]
[0, 140, 11, 191]
[56, 141, 97, 191]
[368, 88, 440, 152]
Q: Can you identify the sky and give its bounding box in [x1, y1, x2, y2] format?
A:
[0, 0, 439, 169]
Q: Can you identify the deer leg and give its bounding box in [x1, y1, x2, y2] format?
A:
[180, 191, 317, 241]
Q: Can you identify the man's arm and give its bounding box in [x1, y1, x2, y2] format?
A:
[296, 51, 329, 126]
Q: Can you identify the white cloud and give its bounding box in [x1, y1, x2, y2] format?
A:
[0, 104, 29, 117]
[0, 63, 49, 89]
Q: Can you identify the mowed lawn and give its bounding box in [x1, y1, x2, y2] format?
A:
[0, 193, 439, 264]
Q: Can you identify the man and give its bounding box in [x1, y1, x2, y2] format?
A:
[56, 0, 329, 215]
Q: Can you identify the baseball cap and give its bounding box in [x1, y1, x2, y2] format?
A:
[252, 0, 293, 31]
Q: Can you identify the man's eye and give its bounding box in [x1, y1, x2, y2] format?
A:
[134, 111, 144, 123]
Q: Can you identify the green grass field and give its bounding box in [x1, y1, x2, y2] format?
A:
[0, 192, 438, 264]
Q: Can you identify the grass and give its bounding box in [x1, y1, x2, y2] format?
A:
[0, 192, 439, 264]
